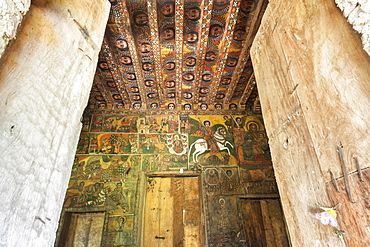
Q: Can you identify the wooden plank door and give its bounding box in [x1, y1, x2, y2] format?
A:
[240, 199, 290, 247]
[60, 212, 105, 247]
[143, 176, 203, 247]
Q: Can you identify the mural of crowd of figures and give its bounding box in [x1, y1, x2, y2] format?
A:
[61, 113, 278, 246]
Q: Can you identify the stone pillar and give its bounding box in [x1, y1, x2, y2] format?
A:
[0, 0, 110, 246]
[251, 0, 370, 246]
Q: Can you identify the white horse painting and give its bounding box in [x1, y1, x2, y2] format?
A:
[188, 126, 234, 163]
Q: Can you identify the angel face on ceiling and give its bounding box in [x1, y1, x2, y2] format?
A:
[132, 103, 141, 110]
[186, 32, 198, 43]
[215, 104, 223, 110]
[165, 80, 175, 88]
[98, 61, 109, 71]
[229, 103, 237, 111]
[90, 0, 264, 114]
[140, 42, 152, 53]
[183, 92, 193, 100]
[183, 104, 191, 111]
[183, 73, 195, 82]
[161, 1, 175, 17]
[125, 72, 136, 81]
[186, 7, 201, 21]
[210, 24, 223, 37]
[184, 57, 196, 67]
[164, 62, 175, 71]
[150, 103, 158, 109]
[162, 27, 175, 40]
[115, 39, 128, 50]
[200, 103, 208, 111]
[200, 87, 210, 94]
[144, 79, 154, 87]
[134, 11, 149, 26]
[115, 102, 124, 109]
[119, 56, 132, 65]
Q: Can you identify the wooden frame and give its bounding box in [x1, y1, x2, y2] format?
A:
[55, 208, 109, 247]
[139, 172, 205, 247]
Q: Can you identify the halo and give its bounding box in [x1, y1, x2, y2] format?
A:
[247, 121, 259, 131]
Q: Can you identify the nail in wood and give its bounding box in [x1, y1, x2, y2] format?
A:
[354, 157, 364, 182]
[330, 169, 340, 192]
[337, 145, 354, 203]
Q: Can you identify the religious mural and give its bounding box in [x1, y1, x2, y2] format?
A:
[61, 112, 277, 246]
[105, 215, 135, 246]
[207, 195, 246, 246]
[187, 115, 237, 167]
[63, 180, 136, 214]
[56, 0, 276, 244]
[240, 166, 279, 194]
[71, 155, 139, 182]
[231, 115, 272, 165]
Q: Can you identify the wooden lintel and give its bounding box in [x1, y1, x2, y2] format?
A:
[239, 194, 280, 199]
[146, 172, 201, 177]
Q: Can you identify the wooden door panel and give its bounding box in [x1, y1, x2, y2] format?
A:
[159, 177, 174, 246]
[144, 176, 202, 247]
[183, 177, 202, 247]
[172, 177, 185, 247]
[64, 212, 105, 247]
[144, 177, 161, 246]
[241, 200, 267, 247]
[241, 199, 289, 247]
[261, 200, 289, 246]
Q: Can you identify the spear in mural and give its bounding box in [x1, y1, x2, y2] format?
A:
[230, 115, 238, 127]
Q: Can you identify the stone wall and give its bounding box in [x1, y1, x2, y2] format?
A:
[0, 0, 110, 246]
[0, 0, 31, 59]
[336, 0, 370, 56]
[252, 0, 370, 246]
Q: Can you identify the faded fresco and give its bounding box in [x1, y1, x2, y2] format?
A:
[61, 113, 277, 246]
[105, 215, 135, 246]
[207, 195, 246, 246]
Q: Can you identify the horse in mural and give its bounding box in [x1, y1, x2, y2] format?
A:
[189, 125, 234, 163]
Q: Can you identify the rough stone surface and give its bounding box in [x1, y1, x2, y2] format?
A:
[0, 0, 110, 246]
[0, 0, 30, 59]
[336, 0, 370, 56]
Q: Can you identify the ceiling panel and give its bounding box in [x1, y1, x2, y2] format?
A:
[86, 0, 267, 114]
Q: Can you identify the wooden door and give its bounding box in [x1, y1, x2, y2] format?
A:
[143, 176, 203, 247]
[240, 199, 290, 247]
[58, 212, 105, 247]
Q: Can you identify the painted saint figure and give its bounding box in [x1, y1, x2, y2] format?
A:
[115, 217, 126, 244]
[241, 121, 270, 161]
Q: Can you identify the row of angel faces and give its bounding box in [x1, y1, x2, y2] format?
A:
[92, 101, 240, 111]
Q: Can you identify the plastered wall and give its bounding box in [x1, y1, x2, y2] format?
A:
[0, 0, 30, 58]
[0, 0, 110, 246]
[58, 112, 278, 246]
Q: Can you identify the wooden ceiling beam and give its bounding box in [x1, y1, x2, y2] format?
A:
[224, 0, 267, 105]
[147, 0, 164, 109]
[175, 0, 185, 107]
[208, 0, 241, 106]
[192, 0, 213, 110]
[100, 38, 130, 107]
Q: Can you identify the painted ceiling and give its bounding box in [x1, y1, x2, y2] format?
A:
[87, 0, 267, 114]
